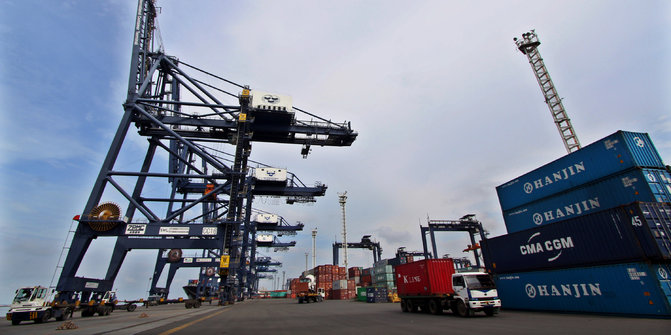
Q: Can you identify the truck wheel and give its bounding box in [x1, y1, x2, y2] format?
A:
[127, 304, 137, 312]
[400, 299, 409, 312]
[56, 308, 72, 321]
[12, 319, 21, 325]
[36, 310, 51, 323]
[185, 302, 193, 309]
[484, 307, 498, 316]
[194, 301, 201, 308]
[456, 300, 472, 317]
[407, 300, 418, 313]
[298, 297, 303, 304]
[429, 300, 443, 315]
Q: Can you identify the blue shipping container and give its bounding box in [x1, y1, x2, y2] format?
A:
[497, 131, 665, 211]
[483, 202, 671, 274]
[494, 262, 671, 316]
[503, 168, 671, 233]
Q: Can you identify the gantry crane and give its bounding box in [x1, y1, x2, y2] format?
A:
[333, 235, 382, 265]
[514, 30, 581, 154]
[55, 0, 356, 306]
[420, 215, 487, 268]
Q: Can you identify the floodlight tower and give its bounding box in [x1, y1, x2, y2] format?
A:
[311, 228, 318, 269]
[514, 29, 581, 154]
[338, 192, 348, 269]
[305, 252, 309, 274]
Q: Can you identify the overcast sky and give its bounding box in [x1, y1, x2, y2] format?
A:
[1, 0, 669, 305]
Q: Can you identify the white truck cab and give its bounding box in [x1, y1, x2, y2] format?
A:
[452, 272, 501, 316]
[6, 286, 73, 325]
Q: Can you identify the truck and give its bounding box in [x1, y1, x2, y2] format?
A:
[146, 294, 204, 309]
[5, 287, 133, 325]
[396, 259, 501, 317]
[296, 275, 325, 303]
[78, 290, 117, 317]
[5, 286, 73, 325]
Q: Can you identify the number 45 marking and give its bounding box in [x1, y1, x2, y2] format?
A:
[632, 216, 643, 227]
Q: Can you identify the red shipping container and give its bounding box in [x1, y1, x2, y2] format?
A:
[348, 267, 362, 278]
[293, 282, 309, 294]
[395, 259, 455, 296]
[334, 289, 350, 300]
[347, 279, 355, 289]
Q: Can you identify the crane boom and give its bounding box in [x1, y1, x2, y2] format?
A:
[514, 30, 581, 154]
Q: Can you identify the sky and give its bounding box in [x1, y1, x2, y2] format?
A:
[1, 0, 670, 306]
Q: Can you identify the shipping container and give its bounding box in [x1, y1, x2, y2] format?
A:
[374, 281, 396, 289]
[374, 264, 394, 274]
[494, 262, 671, 316]
[331, 289, 347, 300]
[255, 213, 279, 224]
[253, 167, 288, 183]
[497, 131, 665, 211]
[366, 287, 375, 303]
[375, 259, 394, 267]
[333, 279, 348, 290]
[348, 267, 362, 278]
[503, 167, 671, 233]
[395, 259, 455, 296]
[374, 273, 395, 283]
[292, 282, 309, 294]
[483, 202, 671, 274]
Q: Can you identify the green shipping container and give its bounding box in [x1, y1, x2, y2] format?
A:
[269, 291, 287, 298]
[357, 287, 368, 301]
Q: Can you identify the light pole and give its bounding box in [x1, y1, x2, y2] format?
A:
[338, 192, 348, 269]
[312, 228, 318, 270]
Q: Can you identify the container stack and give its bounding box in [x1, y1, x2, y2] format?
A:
[348, 266, 362, 285]
[483, 130, 671, 317]
[373, 259, 396, 291]
[360, 267, 373, 287]
[365, 287, 388, 303]
[314, 264, 334, 299]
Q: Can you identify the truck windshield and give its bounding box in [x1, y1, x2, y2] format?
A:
[464, 275, 496, 290]
[13, 288, 35, 303]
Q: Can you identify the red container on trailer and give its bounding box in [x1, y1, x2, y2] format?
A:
[395, 259, 456, 296]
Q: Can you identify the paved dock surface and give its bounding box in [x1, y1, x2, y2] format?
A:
[3, 299, 670, 334]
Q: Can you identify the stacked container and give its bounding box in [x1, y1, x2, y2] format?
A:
[374, 260, 396, 290]
[361, 267, 373, 287]
[486, 130, 671, 316]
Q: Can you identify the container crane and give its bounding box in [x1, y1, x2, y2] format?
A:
[514, 30, 581, 154]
